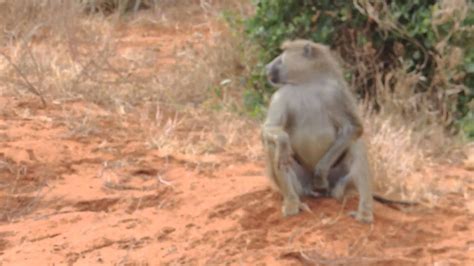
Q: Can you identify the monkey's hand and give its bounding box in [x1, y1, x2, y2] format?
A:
[313, 161, 330, 190]
[282, 200, 312, 217]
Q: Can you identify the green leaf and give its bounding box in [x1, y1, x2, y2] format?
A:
[413, 50, 421, 60]
[466, 63, 474, 74]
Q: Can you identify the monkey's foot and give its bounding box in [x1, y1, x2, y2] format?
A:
[331, 190, 344, 201]
[299, 202, 312, 213]
[312, 178, 329, 191]
[282, 201, 311, 217]
[307, 190, 324, 198]
[330, 184, 345, 201]
[348, 211, 373, 224]
[330, 175, 350, 201]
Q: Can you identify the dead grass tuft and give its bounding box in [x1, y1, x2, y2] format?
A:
[363, 104, 465, 204]
[364, 112, 427, 202]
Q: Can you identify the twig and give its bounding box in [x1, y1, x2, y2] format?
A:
[282, 248, 417, 265]
[157, 175, 173, 186]
[0, 51, 46, 107]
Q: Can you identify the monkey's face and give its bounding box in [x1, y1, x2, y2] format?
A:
[265, 43, 320, 87]
[265, 54, 286, 86]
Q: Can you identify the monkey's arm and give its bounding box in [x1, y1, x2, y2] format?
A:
[262, 126, 293, 167]
[262, 91, 312, 216]
[261, 91, 292, 168]
[314, 89, 363, 180]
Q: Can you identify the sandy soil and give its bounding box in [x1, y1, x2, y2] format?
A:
[1, 5, 474, 266]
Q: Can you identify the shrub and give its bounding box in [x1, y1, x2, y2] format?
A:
[245, 0, 473, 137]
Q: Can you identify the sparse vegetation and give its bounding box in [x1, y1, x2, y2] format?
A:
[0, 1, 473, 264]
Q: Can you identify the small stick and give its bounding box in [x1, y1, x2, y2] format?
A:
[0, 51, 46, 107]
[157, 175, 173, 186]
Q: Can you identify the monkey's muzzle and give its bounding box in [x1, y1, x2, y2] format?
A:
[265, 65, 280, 85]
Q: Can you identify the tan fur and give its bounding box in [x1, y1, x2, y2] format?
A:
[261, 39, 373, 223]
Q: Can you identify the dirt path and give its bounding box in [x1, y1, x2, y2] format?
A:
[1, 5, 474, 266]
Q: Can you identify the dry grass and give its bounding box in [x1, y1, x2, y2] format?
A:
[0, 1, 252, 97]
[364, 112, 428, 202]
[0, 0, 259, 222]
[0, 0, 255, 121]
[362, 101, 467, 204]
[0, 0, 465, 213]
[0, 158, 50, 222]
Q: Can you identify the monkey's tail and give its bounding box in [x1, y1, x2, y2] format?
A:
[373, 194, 418, 207]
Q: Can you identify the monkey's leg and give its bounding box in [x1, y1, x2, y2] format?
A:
[274, 162, 312, 216]
[314, 94, 364, 191]
[318, 159, 349, 198]
[343, 142, 374, 223]
[330, 173, 351, 201]
[262, 129, 309, 217]
[290, 157, 323, 198]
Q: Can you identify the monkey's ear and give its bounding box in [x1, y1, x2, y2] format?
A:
[303, 43, 316, 58]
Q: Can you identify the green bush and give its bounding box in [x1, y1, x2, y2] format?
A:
[245, 0, 473, 137]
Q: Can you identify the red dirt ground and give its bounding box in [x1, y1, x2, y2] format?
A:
[1, 5, 473, 266]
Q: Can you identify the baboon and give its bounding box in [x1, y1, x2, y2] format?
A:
[262, 39, 374, 223]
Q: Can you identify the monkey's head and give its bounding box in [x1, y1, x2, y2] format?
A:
[265, 39, 342, 86]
